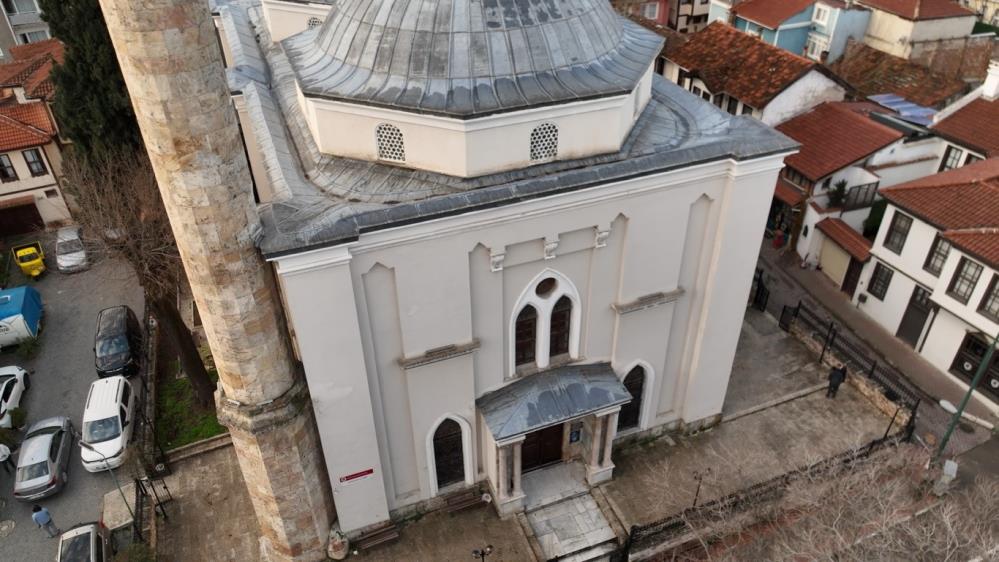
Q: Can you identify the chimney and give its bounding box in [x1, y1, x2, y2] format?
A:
[95, 0, 334, 560]
[985, 59, 999, 101]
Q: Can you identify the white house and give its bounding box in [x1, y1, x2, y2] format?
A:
[858, 0, 978, 59]
[854, 159, 999, 416]
[930, 60, 999, 172]
[214, 0, 796, 538]
[661, 22, 847, 126]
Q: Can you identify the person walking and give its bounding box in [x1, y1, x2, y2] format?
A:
[0, 443, 14, 474]
[32, 505, 61, 538]
[827, 364, 847, 398]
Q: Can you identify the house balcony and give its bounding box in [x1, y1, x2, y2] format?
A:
[6, 11, 42, 27]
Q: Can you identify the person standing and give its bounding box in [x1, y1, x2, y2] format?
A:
[0, 443, 14, 474]
[32, 505, 61, 538]
[827, 364, 847, 398]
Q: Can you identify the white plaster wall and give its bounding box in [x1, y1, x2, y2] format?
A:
[761, 70, 846, 126]
[300, 68, 652, 179]
[796, 204, 828, 261]
[863, 10, 917, 57]
[931, 249, 999, 336]
[820, 236, 852, 287]
[868, 205, 942, 291]
[920, 308, 999, 415]
[261, 0, 331, 43]
[908, 16, 976, 44]
[869, 137, 943, 188]
[839, 207, 870, 232]
[271, 152, 790, 527]
[854, 258, 917, 335]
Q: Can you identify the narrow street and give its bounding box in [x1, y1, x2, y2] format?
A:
[0, 246, 143, 561]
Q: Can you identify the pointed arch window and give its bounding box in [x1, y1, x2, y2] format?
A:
[515, 306, 538, 367]
[432, 419, 465, 489]
[618, 366, 646, 432]
[549, 296, 572, 357]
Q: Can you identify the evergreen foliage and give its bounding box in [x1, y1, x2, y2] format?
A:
[39, 0, 141, 159]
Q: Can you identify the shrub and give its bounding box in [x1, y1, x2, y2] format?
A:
[8, 407, 27, 430]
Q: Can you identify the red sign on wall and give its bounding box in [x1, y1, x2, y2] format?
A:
[339, 468, 374, 484]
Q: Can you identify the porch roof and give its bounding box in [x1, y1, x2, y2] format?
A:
[476, 363, 631, 443]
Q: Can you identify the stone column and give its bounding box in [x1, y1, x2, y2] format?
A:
[95, 1, 333, 560]
[497, 445, 510, 499]
[589, 416, 604, 468]
[601, 412, 619, 469]
[512, 441, 523, 497]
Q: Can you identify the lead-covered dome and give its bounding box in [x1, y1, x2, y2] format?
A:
[283, 0, 664, 118]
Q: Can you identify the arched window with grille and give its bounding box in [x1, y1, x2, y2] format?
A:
[432, 418, 465, 489]
[376, 123, 406, 162]
[549, 296, 572, 357]
[515, 306, 538, 367]
[530, 123, 558, 162]
[617, 366, 645, 432]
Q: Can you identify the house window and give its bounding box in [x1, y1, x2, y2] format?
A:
[923, 236, 951, 277]
[939, 145, 963, 171]
[18, 30, 48, 44]
[950, 333, 999, 401]
[701, 90, 711, 101]
[726, 97, 738, 115]
[3, 0, 37, 14]
[530, 123, 558, 162]
[44, 188, 58, 198]
[640, 1, 659, 19]
[691, 86, 703, 98]
[782, 167, 813, 190]
[948, 257, 983, 304]
[514, 306, 538, 367]
[741, 104, 754, 116]
[549, 296, 572, 357]
[655, 56, 666, 75]
[712, 93, 724, 108]
[812, 5, 830, 25]
[0, 154, 17, 182]
[375, 123, 406, 162]
[965, 154, 983, 166]
[868, 262, 893, 300]
[979, 275, 999, 322]
[22, 148, 47, 176]
[617, 366, 646, 432]
[883, 212, 912, 254]
[843, 183, 878, 210]
[805, 38, 825, 61]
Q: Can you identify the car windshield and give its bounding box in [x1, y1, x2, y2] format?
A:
[58, 239, 84, 253]
[82, 417, 121, 444]
[17, 251, 38, 263]
[59, 532, 92, 562]
[26, 426, 59, 440]
[16, 461, 49, 482]
[96, 335, 129, 358]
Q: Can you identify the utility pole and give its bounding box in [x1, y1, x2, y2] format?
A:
[933, 331, 998, 465]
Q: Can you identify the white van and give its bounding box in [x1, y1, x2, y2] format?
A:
[80, 376, 136, 472]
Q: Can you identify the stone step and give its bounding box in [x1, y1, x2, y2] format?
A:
[555, 539, 619, 562]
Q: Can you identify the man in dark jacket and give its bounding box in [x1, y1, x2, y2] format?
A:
[827, 364, 847, 398]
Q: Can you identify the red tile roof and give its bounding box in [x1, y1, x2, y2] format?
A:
[817, 218, 873, 261]
[858, 0, 974, 20]
[733, 0, 815, 28]
[880, 158, 999, 231]
[774, 177, 806, 206]
[622, 13, 689, 58]
[0, 39, 63, 102]
[776, 102, 903, 181]
[666, 22, 818, 109]
[943, 229, 999, 268]
[932, 98, 999, 158]
[829, 42, 966, 108]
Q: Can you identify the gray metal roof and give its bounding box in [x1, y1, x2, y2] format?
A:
[476, 363, 631, 442]
[283, 0, 665, 118]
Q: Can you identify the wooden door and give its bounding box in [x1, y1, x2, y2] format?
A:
[896, 286, 932, 347]
[521, 424, 564, 472]
[842, 258, 863, 298]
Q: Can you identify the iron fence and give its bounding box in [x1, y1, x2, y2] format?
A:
[749, 268, 770, 313]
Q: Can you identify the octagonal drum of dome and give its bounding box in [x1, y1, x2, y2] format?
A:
[283, 0, 666, 118]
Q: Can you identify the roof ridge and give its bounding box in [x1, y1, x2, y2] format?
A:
[0, 112, 50, 138]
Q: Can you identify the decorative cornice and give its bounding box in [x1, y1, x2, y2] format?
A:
[612, 288, 684, 314]
[215, 376, 312, 435]
[399, 339, 481, 369]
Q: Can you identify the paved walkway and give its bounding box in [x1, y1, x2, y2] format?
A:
[757, 243, 992, 457]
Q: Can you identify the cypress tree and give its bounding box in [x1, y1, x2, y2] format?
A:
[39, 0, 141, 160]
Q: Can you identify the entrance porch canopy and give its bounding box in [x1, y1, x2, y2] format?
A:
[476, 363, 631, 443]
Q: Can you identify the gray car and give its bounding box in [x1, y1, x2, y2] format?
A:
[13, 416, 74, 501]
[55, 226, 89, 273]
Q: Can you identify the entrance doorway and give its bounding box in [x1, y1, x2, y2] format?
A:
[432, 419, 465, 489]
[521, 424, 563, 472]
[896, 286, 932, 347]
[618, 366, 645, 432]
[842, 258, 863, 298]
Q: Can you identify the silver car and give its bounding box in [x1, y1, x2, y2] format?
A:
[55, 226, 89, 273]
[13, 416, 74, 501]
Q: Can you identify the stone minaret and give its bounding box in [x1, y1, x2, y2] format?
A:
[96, 0, 334, 559]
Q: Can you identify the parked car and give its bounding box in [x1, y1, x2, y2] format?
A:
[80, 376, 136, 472]
[12, 416, 74, 501]
[94, 305, 143, 378]
[58, 522, 112, 562]
[55, 226, 89, 273]
[10, 241, 45, 279]
[0, 365, 29, 428]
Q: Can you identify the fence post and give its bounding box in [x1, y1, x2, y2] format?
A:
[820, 322, 836, 364]
[868, 360, 877, 380]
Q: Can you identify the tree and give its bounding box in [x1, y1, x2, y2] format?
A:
[39, 0, 141, 160]
[62, 148, 216, 407]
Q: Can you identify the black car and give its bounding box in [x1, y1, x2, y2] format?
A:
[94, 306, 143, 378]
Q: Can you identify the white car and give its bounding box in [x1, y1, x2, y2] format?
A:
[80, 376, 136, 472]
[55, 226, 89, 273]
[0, 366, 29, 428]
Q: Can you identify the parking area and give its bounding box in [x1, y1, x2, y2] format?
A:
[0, 238, 143, 560]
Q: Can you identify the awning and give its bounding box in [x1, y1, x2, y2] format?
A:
[0, 195, 35, 210]
[476, 363, 632, 443]
[816, 217, 873, 262]
[773, 178, 805, 207]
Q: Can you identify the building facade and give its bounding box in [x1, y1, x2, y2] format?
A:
[669, 0, 712, 32]
[215, 0, 796, 536]
[853, 160, 999, 416]
[732, 0, 815, 56]
[930, 60, 999, 172]
[0, 0, 51, 59]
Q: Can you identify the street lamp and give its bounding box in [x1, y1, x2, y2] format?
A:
[78, 439, 134, 522]
[472, 545, 493, 560]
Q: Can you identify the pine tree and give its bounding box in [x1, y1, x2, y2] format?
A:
[39, 0, 141, 160]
